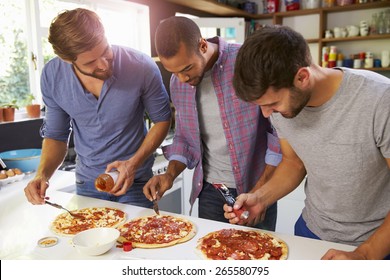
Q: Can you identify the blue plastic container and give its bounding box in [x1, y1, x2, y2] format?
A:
[0, 149, 41, 172]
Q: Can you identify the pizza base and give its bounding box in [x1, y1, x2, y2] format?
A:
[196, 228, 288, 260]
[117, 215, 196, 248]
[50, 207, 126, 237]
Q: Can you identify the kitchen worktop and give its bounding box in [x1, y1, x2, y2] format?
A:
[0, 170, 356, 260]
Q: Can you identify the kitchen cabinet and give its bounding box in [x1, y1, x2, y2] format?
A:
[163, 1, 390, 71]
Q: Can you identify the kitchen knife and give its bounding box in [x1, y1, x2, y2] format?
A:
[153, 199, 160, 215]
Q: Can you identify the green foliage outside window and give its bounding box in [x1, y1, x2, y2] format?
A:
[0, 29, 30, 106]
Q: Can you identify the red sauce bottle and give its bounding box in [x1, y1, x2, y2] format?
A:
[94, 171, 119, 192]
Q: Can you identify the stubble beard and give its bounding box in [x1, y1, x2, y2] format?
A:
[72, 61, 113, 81]
[282, 87, 311, 119]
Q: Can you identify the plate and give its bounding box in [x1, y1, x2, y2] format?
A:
[0, 173, 25, 186]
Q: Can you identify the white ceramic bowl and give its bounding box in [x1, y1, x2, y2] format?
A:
[72, 228, 120, 256]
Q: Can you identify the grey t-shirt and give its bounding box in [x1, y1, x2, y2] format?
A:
[271, 67, 390, 246]
[196, 71, 236, 188]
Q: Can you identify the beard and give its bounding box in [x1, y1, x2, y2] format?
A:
[188, 75, 204, 86]
[188, 54, 207, 86]
[281, 87, 311, 119]
[72, 61, 113, 81]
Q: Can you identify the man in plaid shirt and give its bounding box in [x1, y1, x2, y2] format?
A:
[144, 17, 281, 230]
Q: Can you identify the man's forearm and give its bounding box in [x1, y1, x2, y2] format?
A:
[254, 158, 306, 208]
[165, 160, 187, 182]
[129, 120, 170, 168]
[250, 164, 277, 193]
[355, 211, 390, 260]
[36, 138, 68, 180]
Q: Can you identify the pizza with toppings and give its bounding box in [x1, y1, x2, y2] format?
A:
[196, 228, 288, 260]
[50, 207, 126, 236]
[117, 215, 196, 248]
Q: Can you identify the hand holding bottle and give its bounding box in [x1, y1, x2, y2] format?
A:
[95, 160, 136, 196]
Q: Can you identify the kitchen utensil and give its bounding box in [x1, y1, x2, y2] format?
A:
[212, 183, 249, 220]
[333, 27, 341, 38]
[72, 228, 119, 256]
[45, 200, 85, 219]
[346, 25, 359, 37]
[153, 199, 160, 215]
[0, 158, 7, 169]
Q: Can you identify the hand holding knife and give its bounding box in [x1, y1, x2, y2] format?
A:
[152, 191, 160, 215]
[153, 199, 160, 215]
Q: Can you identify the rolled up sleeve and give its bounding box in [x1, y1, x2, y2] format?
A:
[265, 131, 282, 166]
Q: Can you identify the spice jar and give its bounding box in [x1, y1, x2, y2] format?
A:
[364, 52, 374, 69]
[95, 171, 119, 192]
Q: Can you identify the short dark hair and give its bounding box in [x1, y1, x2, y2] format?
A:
[233, 25, 312, 102]
[155, 16, 202, 58]
[48, 8, 105, 62]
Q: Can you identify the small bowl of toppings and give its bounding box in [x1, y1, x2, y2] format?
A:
[38, 236, 58, 248]
[72, 228, 120, 256]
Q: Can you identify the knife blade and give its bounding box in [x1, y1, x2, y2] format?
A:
[153, 199, 160, 215]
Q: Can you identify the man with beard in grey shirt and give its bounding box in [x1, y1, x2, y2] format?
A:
[225, 25, 390, 260]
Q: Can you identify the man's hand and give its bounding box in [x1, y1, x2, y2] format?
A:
[24, 176, 50, 205]
[223, 192, 267, 226]
[105, 160, 136, 196]
[143, 173, 175, 201]
[321, 249, 367, 260]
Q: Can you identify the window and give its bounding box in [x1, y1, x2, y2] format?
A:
[0, 0, 150, 114]
[0, 1, 30, 107]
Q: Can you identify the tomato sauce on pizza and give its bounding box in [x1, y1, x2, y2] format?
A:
[197, 228, 288, 260]
[50, 207, 126, 236]
[117, 215, 196, 248]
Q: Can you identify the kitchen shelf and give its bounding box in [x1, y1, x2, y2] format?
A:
[270, 1, 390, 68]
[321, 1, 390, 13]
[321, 34, 390, 43]
[163, 0, 390, 20]
[163, 0, 261, 18]
[364, 67, 390, 71]
[165, 0, 390, 72]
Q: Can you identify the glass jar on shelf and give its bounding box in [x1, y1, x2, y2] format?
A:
[385, 9, 390, 34]
[377, 11, 386, 34]
[323, 0, 335, 7]
[370, 13, 378, 35]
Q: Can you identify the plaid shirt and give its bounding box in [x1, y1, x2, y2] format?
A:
[163, 37, 281, 205]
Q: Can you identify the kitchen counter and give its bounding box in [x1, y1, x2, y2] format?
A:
[0, 170, 356, 260]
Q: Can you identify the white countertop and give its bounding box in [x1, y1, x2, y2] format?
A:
[0, 170, 356, 260]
